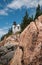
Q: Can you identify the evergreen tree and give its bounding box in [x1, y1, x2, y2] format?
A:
[35, 4, 41, 19]
[21, 11, 29, 32]
[28, 15, 33, 23]
[21, 11, 33, 32]
[8, 27, 12, 35]
[1, 27, 12, 41]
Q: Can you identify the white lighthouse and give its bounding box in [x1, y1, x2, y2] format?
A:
[12, 24, 21, 34]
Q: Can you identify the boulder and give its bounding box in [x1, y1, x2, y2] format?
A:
[0, 42, 18, 65]
[9, 47, 23, 65]
[4, 42, 18, 51]
[0, 46, 8, 56]
[0, 50, 15, 65]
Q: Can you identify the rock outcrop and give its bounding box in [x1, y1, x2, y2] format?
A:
[19, 15, 42, 65]
[9, 47, 23, 65]
[0, 34, 20, 65]
[0, 15, 42, 65]
[0, 37, 6, 46]
[0, 44, 18, 65]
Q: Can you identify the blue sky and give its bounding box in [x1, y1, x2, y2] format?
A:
[0, 0, 42, 37]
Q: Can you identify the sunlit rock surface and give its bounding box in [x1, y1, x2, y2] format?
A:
[19, 15, 42, 65]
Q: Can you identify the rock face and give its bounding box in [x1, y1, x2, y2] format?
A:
[0, 37, 6, 46]
[0, 34, 20, 65]
[9, 47, 23, 65]
[19, 15, 42, 65]
[0, 43, 18, 65]
[0, 15, 42, 65]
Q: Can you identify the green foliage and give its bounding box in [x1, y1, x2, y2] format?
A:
[1, 35, 5, 41]
[1, 27, 12, 41]
[28, 16, 33, 23]
[35, 4, 42, 19]
[21, 11, 33, 32]
[8, 27, 12, 36]
[21, 11, 28, 32]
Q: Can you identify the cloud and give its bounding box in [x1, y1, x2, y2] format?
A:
[0, 3, 3, 7]
[7, 0, 42, 9]
[0, 28, 8, 37]
[4, 0, 6, 2]
[0, 9, 8, 15]
[0, 7, 13, 15]
[0, 0, 42, 15]
[0, 25, 11, 37]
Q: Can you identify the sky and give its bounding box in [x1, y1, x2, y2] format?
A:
[0, 0, 42, 38]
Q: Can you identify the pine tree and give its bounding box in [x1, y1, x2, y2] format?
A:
[1, 27, 12, 41]
[21, 11, 33, 32]
[35, 4, 41, 19]
[21, 11, 29, 32]
[28, 15, 33, 23]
